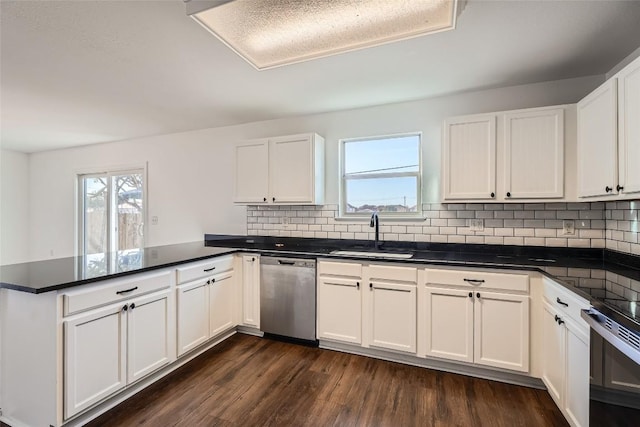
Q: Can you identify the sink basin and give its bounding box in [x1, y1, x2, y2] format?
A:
[330, 250, 414, 259]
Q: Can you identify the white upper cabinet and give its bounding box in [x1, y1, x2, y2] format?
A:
[504, 108, 564, 199]
[234, 133, 325, 205]
[443, 105, 569, 202]
[577, 79, 618, 198]
[233, 139, 269, 203]
[618, 56, 640, 196]
[443, 114, 497, 200]
[578, 55, 640, 199]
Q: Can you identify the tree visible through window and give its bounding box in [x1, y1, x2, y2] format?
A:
[78, 169, 145, 276]
[341, 134, 422, 216]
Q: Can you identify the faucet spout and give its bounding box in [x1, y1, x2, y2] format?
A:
[370, 212, 381, 250]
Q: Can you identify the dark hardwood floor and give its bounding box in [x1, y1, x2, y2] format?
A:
[87, 334, 568, 427]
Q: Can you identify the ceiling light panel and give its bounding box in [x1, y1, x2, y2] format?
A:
[187, 0, 459, 70]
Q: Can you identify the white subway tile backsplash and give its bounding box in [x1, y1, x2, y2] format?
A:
[535, 228, 557, 238]
[245, 201, 630, 252]
[545, 238, 568, 247]
[504, 237, 524, 245]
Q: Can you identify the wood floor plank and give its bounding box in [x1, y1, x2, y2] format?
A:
[86, 334, 569, 427]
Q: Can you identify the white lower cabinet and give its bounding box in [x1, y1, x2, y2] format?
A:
[541, 279, 590, 427]
[423, 287, 474, 363]
[176, 277, 210, 355]
[127, 291, 172, 383]
[565, 321, 590, 427]
[542, 300, 565, 403]
[64, 303, 127, 419]
[474, 291, 529, 371]
[317, 261, 417, 353]
[368, 281, 416, 353]
[241, 254, 260, 328]
[64, 289, 172, 419]
[176, 270, 236, 357]
[317, 275, 362, 344]
[422, 268, 530, 373]
[209, 273, 235, 336]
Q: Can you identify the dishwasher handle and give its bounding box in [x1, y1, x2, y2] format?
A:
[278, 260, 296, 265]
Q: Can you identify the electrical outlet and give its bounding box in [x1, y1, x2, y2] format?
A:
[469, 219, 484, 232]
[562, 220, 575, 235]
[151, 216, 159, 225]
[281, 216, 290, 224]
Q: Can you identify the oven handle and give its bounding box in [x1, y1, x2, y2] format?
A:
[581, 309, 640, 366]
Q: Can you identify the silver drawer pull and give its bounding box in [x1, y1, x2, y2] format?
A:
[116, 286, 138, 295]
[464, 278, 485, 284]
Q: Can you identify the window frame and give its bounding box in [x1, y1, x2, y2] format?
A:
[339, 132, 423, 219]
[76, 165, 147, 274]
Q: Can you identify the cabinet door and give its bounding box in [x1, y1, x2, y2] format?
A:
[64, 303, 126, 419]
[577, 79, 618, 198]
[423, 287, 473, 363]
[474, 291, 529, 372]
[209, 272, 235, 337]
[233, 139, 269, 203]
[504, 108, 564, 199]
[368, 282, 416, 353]
[443, 114, 496, 200]
[269, 134, 315, 203]
[542, 301, 566, 404]
[618, 56, 640, 195]
[127, 290, 172, 384]
[242, 255, 260, 328]
[317, 277, 362, 344]
[565, 318, 590, 427]
[176, 278, 210, 356]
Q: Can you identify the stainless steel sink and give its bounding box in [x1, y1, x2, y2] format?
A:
[330, 250, 414, 259]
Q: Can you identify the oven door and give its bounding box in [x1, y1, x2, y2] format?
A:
[582, 309, 640, 427]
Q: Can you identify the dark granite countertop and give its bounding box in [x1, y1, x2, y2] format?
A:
[2, 234, 638, 333]
[0, 242, 236, 293]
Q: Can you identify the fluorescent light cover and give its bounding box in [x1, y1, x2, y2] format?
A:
[187, 0, 459, 70]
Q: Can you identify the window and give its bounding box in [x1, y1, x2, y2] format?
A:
[78, 168, 145, 276]
[340, 133, 422, 217]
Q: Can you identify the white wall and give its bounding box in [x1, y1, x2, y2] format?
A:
[26, 74, 603, 261]
[0, 149, 30, 265]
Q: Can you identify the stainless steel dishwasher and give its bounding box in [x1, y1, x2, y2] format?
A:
[260, 256, 317, 342]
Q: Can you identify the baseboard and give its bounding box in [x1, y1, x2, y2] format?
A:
[236, 325, 264, 337]
[319, 340, 546, 390]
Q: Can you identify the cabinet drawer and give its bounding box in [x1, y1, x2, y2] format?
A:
[425, 268, 529, 292]
[543, 278, 589, 324]
[176, 255, 234, 284]
[368, 264, 417, 283]
[318, 260, 362, 278]
[63, 270, 172, 316]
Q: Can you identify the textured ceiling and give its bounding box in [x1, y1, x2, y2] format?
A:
[2, 0, 640, 153]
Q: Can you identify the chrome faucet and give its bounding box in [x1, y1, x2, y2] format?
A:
[370, 211, 381, 250]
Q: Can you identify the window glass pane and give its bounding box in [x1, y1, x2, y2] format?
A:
[344, 135, 419, 175]
[113, 173, 144, 269]
[82, 176, 108, 276]
[345, 177, 418, 213]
